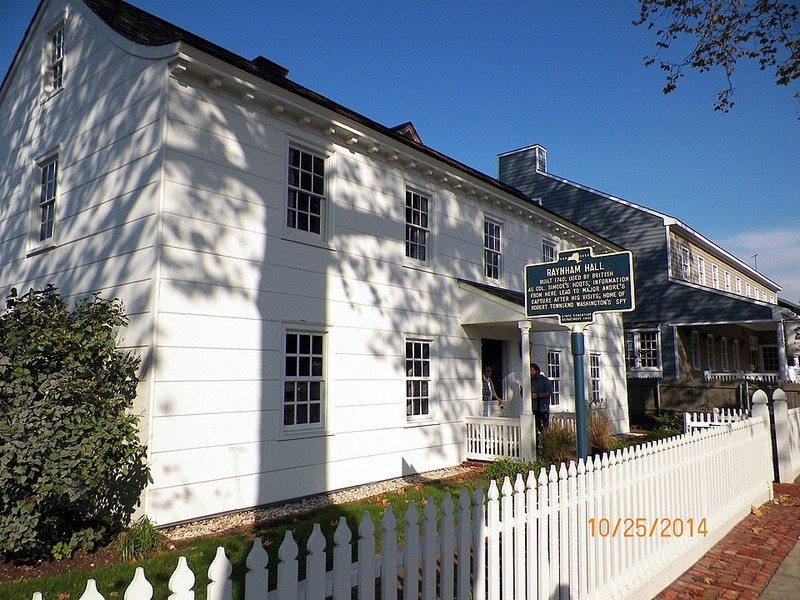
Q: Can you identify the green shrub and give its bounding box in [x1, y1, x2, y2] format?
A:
[539, 421, 576, 464]
[115, 516, 166, 561]
[484, 457, 549, 483]
[0, 286, 150, 561]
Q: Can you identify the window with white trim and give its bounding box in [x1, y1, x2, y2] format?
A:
[287, 147, 326, 236]
[720, 337, 729, 371]
[283, 331, 325, 428]
[691, 331, 701, 370]
[706, 334, 715, 370]
[680, 245, 691, 281]
[47, 25, 65, 94]
[483, 218, 502, 280]
[37, 156, 58, 242]
[735, 277, 742, 295]
[732, 340, 741, 370]
[545, 350, 562, 406]
[406, 339, 431, 418]
[696, 256, 705, 285]
[542, 240, 556, 263]
[626, 330, 660, 371]
[745, 282, 751, 298]
[589, 353, 601, 403]
[711, 264, 719, 289]
[405, 190, 429, 261]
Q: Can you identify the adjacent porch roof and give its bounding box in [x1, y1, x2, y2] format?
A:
[457, 279, 565, 332]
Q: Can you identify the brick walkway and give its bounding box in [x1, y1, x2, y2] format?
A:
[656, 478, 800, 599]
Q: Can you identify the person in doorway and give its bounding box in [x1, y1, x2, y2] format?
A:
[530, 363, 553, 432]
[482, 365, 504, 408]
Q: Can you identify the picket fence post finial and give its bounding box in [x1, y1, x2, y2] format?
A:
[125, 567, 153, 600]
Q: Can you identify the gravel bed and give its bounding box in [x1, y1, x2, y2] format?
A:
[160, 464, 483, 540]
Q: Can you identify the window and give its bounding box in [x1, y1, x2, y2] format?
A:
[691, 331, 701, 370]
[626, 330, 660, 370]
[735, 277, 742, 295]
[37, 156, 58, 242]
[283, 331, 325, 427]
[724, 271, 731, 292]
[405, 190, 429, 261]
[546, 350, 561, 406]
[720, 338, 729, 371]
[589, 354, 601, 404]
[706, 334, 715, 370]
[762, 346, 779, 372]
[483, 218, 502, 280]
[406, 339, 431, 418]
[542, 240, 556, 263]
[696, 256, 706, 285]
[732, 340, 741, 371]
[711, 264, 719, 289]
[47, 25, 65, 93]
[287, 147, 325, 235]
[680, 245, 691, 281]
[745, 282, 751, 298]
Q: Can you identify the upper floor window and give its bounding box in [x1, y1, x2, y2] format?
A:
[745, 282, 751, 298]
[483, 218, 502, 280]
[547, 350, 561, 406]
[406, 339, 431, 418]
[589, 353, 601, 404]
[735, 277, 742, 295]
[680, 245, 691, 281]
[283, 330, 325, 428]
[724, 271, 731, 292]
[37, 156, 58, 242]
[542, 240, 556, 263]
[711, 264, 719, 289]
[405, 190, 429, 261]
[47, 25, 65, 94]
[287, 147, 325, 236]
[696, 256, 705, 285]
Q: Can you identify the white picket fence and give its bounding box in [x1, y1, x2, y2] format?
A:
[35, 417, 773, 600]
[683, 408, 747, 433]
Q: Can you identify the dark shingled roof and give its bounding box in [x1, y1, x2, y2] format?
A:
[458, 279, 524, 306]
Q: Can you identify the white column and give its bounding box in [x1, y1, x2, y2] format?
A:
[777, 321, 790, 381]
[518, 320, 536, 460]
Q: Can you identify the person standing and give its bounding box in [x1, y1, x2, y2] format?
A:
[482, 365, 504, 410]
[530, 363, 553, 432]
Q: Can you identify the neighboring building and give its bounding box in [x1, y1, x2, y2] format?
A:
[0, 0, 629, 525]
[499, 145, 798, 384]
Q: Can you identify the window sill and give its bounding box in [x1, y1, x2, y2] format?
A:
[281, 231, 335, 251]
[27, 242, 57, 257]
[404, 417, 438, 428]
[278, 427, 332, 441]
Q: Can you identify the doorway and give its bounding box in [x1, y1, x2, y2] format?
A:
[481, 338, 504, 402]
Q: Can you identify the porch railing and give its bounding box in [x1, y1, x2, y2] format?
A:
[704, 371, 779, 383]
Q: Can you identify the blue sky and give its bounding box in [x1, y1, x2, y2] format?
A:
[2, 0, 798, 301]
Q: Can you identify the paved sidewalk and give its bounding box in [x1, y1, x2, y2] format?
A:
[656, 478, 800, 599]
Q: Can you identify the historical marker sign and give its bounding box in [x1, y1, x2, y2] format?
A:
[525, 247, 635, 324]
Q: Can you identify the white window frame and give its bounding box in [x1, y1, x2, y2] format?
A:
[691, 331, 701, 370]
[696, 256, 705, 286]
[406, 338, 433, 420]
[483, 216, 503, 281]
[589, 353, 601, 404]
[282, 329, 327, 431]
[405, 189, 430, 263]
[735, 277, 742, 295]
[720, 337, 729, 371]
[546, 350, 561, 406]
[711, 264, 719, 289]
[745, 282, 751, 298]
[44, 22, 65, 97]
[706, 334, 715, 370]
[724, 270, 731, 292]
[626, 330, 661, 373]
[285, 144, 330, 244]
[542, 239, 557, 263]
[680, 245, 691, 281]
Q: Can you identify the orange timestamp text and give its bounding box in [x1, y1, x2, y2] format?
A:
[588, 517, 708, 538]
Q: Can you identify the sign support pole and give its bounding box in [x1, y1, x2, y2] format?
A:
[571, 323, 588, 460]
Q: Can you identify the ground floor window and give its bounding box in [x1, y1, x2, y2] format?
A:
[720, 338, 729, 371]
[589, 353, 601, 404]
[547, 350, 561, 406]
[406, 339, 431, 418]
[761, 346, 779, 372]
[625, 330, 661, 372]
[283, 331, 325, 427]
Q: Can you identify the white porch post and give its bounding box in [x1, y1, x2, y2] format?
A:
[518, 320, 536, 460]
[777, 321, 790, 381]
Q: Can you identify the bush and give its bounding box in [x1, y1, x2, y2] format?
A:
[588, 411, 615, 455]
[115, 516, 166, 561]
[539, 421, 576, 464]
[484, 457, 549, 483]
[0, 286, 150, 561]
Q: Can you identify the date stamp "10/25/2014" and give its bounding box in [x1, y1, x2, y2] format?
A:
[588, 517, 708, 538]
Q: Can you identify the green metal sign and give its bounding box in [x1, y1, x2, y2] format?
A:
[525, 247, 635, 324]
